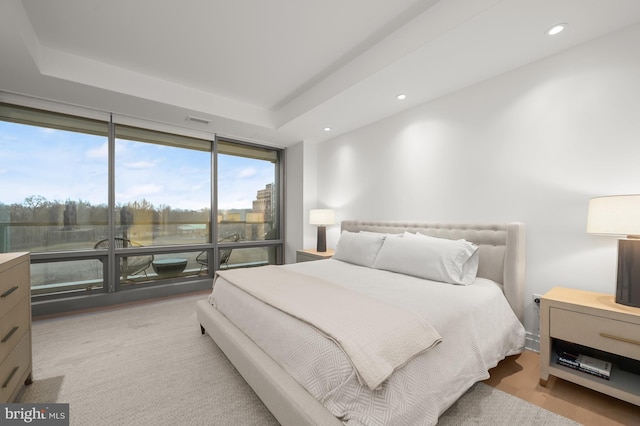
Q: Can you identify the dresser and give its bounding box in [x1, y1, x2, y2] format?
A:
[0, 252, 32, 403]
[296, 248, 335, 263]
[539, 287, 640, 406]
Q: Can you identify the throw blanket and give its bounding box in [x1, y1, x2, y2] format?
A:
[215, 265, 442, 390]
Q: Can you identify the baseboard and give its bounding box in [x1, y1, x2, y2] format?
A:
[525, 332, 540, 353]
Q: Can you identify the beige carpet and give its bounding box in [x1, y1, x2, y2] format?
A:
[19, 293, 580, 425]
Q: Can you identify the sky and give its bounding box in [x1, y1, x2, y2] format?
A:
[0, 121, 275, 211]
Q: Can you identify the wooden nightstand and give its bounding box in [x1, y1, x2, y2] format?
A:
[296, 249, 335, 263]
[539, 287, 640, 406]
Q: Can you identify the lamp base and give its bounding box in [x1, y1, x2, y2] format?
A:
[616, 238, 640, 308]
[316, 226, 327, 252]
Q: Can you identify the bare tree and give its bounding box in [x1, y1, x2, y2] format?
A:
[24, 195, 47, 221]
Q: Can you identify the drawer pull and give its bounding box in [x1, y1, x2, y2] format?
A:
[2, 366, 19, 389]
[1, 286, 18, 298]
[1, 326, 19, 343]
[600, 332, 640, 346]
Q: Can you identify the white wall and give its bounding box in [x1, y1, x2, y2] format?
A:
[301, 141, 321, 251]
[285, 140, 321, 263]
[284, 141, 304, 263]
[315, 23, 640, 340]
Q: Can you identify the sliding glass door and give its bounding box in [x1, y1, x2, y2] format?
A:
[110, 125, 213, 286]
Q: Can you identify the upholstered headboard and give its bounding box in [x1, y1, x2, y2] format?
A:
[340, 221, 526, 322]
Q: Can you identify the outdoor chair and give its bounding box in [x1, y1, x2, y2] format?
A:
[196, 233, 240, 272]
[94, 237, 154, 278]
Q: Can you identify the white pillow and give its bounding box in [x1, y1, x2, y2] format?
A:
[361, 231, 403, 238]
[373, 232, 479, 285]
[333, 231, 386, 268]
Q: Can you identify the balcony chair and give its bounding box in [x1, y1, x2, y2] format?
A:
[94, 237, 154, 278]
[196, 233, 240, 272]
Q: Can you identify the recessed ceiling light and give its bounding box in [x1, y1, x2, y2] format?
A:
[547, 23, 567, 36]
[323, 127, 331, 132]
[396, 94, 407, 100]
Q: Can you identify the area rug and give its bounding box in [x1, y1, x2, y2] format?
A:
[18, 294, 580, 425]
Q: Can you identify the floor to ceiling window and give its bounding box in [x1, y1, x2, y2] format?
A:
[0, 102, 283, 314]
[0, 103, 110, 295]
[215, 139, 282, 269]
[111, 125, 213, 288]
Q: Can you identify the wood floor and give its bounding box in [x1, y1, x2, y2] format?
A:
[484, 350, 640, 425]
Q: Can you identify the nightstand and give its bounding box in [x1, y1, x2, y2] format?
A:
[296, 249, 335, 263]
[539, 287, 640, 406]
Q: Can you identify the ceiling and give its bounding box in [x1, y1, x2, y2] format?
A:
[2, 0, 640, 147]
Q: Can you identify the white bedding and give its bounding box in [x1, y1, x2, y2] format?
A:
[210, 259, 525, 425]
[216, 266, 442, 390]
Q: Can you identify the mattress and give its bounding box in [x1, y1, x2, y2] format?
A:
[209, 259, 525, 425]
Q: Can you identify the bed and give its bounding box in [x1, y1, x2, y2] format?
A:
[196, 221, 526, 425]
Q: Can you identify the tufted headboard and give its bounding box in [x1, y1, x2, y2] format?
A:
[340, 221, 526, 323]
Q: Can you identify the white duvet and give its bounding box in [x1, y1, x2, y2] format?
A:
[216, 265, 442, 390]
[210, 259, 525, 425]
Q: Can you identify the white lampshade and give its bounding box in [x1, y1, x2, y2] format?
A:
[587, 195, 640, 237]
[309, 209, 335, 226]
[588, 195, 640, 308]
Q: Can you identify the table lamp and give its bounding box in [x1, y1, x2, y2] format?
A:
[309, 209, 335, 252]
[587, 194, 640, 308]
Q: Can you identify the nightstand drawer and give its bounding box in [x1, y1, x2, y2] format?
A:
[297, 252, 322, 262]
[0, 261, 29, 314]
[296, 249, 334, 263]
[550, 307, 640, 361]
[0, 298, 30, 364]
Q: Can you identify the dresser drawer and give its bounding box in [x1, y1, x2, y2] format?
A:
[0, 298, 30, 364]
[0, 331, 31, 403]
[0, 260, 29, 314]
[550, 307, 640, 361]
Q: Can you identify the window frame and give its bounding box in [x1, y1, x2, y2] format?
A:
[0, 100, 285, 315]
[212, 136, 285, 271]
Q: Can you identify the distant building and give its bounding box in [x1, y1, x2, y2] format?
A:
[252, 183, 274, 224]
